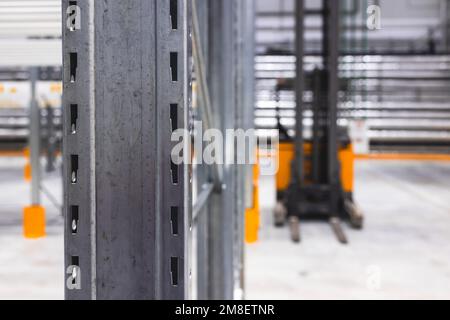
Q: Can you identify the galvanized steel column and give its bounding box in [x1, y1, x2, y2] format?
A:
[63, 0, 192, 300]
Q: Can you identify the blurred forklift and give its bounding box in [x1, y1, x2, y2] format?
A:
[274, 0, 363, 244]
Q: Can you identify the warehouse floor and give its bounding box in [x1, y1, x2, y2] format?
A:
[0, 158, 63, 300]
[0, 158, 449, 300]
[246, 160, 450, 300]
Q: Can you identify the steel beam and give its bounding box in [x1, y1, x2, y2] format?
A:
[192, 0, 211, 300]
[207, 0, 232, 299]
[206, 0, 242, 300]
[192, 0, 223, 190]
[323, 0, 341, 215]
[235, 0, 256, 300]
[29, 67, 41, 206]
[294, 0, 305, 184]
[63, 0, 192, 300]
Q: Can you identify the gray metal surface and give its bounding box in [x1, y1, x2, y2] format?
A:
[192, 0, 223, 189]
[207, 0, 235, 300]
[235, 0, 256, 299]
[190, 0, 256, 300]
[29, 68, 41, 205]
[63, 0, 191, 300]
[63, 0, 95, 300]
[294, 0, 305, 184]
[192, 0, 211, 300]
[63, 0, 254, 300]
[323, 0, 340, 215]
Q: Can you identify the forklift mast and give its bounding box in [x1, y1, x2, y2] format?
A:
[274, 0, 363, 243]
[294, 0, 340, 210]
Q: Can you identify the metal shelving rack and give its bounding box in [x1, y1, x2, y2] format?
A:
[62, 0, 255, 300]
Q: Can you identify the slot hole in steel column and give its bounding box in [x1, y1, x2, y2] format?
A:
[170, 257, 179, 286]
[170, 158, 179, 185]
[170, 52, 178, 82]
[170, 104, 178, 132]
[69, 52, 78, 83]
[71, 155, 78, 184]
[71, 256, 79, 267]
[170, 0, 178, 30]
[171, 207, 179, 235]
[70, 206, 79, 234]
[70, 104, 78, 134]
[70, 256, 80, 286]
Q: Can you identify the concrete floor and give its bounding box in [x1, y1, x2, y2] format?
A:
[246, 160, 450, 300]
[0, 158, 63, 300]
[0, 158, 449, 299]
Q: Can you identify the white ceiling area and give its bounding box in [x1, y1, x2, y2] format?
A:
[0, 0, 61, 66]
[0, 0, 449, 66]
[0, 0, 61, 37]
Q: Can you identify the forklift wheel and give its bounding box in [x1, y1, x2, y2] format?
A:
[350, 217, 364, 230]
[274, 202, 287, 227]
[288, 216, 301, 243]
[344, 199, 364, 230]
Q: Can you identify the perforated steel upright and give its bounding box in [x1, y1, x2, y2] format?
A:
[63, 0, 192, 300]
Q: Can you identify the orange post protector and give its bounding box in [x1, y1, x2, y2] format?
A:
[23, 206, 46, 239]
